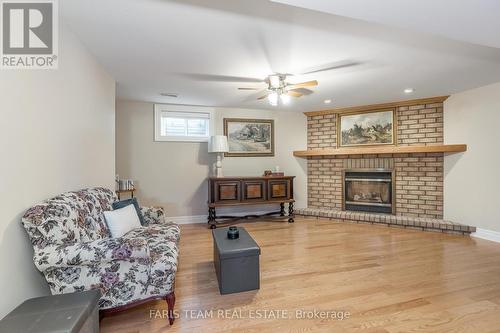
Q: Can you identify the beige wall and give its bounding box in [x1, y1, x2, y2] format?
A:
[0, 25, 116, 318]
[116, 100, 307, 217]
[444, 82, 500, 232]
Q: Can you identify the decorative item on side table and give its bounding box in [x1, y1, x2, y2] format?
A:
[208, 135, 229, 177]
[227, 226, 239, 239]
[207, 176, 295, 229]
[116, 175, 136, 200]
[224, 118, 274, 157]
[263, 166, 284, 177]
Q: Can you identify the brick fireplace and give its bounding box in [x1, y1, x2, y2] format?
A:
[306, 100, 444, 219]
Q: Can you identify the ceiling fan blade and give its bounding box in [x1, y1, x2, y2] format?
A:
[287, 80, 318, 89]
[297, 60, 361, 75]
[242, 90, 268, 102]
[177, 73, 265, 83]
[287, 90, 303, 97]
[238, 87, 260, 90]
[289, 88, 314, 95]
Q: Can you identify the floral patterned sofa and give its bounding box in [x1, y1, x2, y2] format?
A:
[21, 187, 180, 324]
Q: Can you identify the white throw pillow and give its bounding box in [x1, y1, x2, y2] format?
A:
[104, 204, 142, 238]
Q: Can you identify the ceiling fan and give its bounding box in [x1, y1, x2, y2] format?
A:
[238, 74, 318, 106]
[177, 60, 360, 106]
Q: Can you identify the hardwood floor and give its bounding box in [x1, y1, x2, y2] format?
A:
[101, 218, 500, 333]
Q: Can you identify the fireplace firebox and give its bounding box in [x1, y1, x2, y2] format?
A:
[342, 169, 394, 214]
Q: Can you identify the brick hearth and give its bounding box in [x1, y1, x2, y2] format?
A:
[296, 208, 475, 235]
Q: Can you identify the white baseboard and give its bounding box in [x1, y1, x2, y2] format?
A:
[169, 215, 206, 224]
[472, 228, 500, 243]
[169, 210, 278, 225]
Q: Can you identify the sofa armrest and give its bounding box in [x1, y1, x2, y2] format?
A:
[140, 206, 165, 225]
[33, 237, 149, 271]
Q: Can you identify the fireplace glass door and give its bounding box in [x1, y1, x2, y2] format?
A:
[344, 170, 393, 214]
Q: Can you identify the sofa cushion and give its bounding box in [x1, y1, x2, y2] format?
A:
[112, 198, 145, 226]
[104, 205, 142, 238]
[33, 235, 150, 271]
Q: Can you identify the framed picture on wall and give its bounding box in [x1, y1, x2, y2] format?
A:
[223, 118, 275, 157]
[337, 109, 396, 147]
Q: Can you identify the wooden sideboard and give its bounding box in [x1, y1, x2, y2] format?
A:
[207, 176, 295, 229]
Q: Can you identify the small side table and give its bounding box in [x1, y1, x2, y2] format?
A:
[0, 289, 101, 333]
[116, 189, 135, 200]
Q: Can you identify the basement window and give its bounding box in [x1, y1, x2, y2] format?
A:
[154, 104, 214, 142]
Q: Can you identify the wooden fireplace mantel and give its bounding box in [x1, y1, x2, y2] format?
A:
[293, 144, 467, 158]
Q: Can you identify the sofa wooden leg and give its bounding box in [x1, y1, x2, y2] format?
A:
[165, 292, 176, 325]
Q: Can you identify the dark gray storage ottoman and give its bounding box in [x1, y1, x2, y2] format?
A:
[212, 227, 261, 294]
[0, 289, 101, 333]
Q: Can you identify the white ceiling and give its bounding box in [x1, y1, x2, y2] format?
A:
[271, 0, 500, 49]
[61, 0, 500, 112]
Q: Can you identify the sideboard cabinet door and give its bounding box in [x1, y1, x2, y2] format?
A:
[214, 181, 240, 204]
[268, 179, 291, 200]
[242, 180, 267, 201]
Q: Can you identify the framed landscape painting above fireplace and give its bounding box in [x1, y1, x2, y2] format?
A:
[224, 118, 274, 157]
[338, 109, 396, 147]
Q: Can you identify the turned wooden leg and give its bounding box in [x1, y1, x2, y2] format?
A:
[288, 202, 295, 223]
[165, 292, 176, 325]
[208, 207, 217, 229]
[280, 202, 285, 216]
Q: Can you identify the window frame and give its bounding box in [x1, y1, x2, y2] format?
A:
[154, 104, 214, 142]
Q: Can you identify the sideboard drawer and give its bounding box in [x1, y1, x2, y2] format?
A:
[268, 179, 291, 200]
[242, 180, 266, 201]
[214, 181, 241, 203]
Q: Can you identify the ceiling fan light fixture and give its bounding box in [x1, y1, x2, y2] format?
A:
[280, 93, 291, 105]
[268, 91, 279, 106]
[268, 75, 281, 89]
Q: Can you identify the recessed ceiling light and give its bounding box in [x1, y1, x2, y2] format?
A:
[404, 88, 415, 94]
[324, 99, 332, 104]
[160, 93, 178, 98]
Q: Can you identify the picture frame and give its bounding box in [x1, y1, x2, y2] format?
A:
[337, 109, 396, 148]
[223, 118, 275, 157]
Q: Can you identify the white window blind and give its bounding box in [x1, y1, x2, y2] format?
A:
[154, 105, 213, 142]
